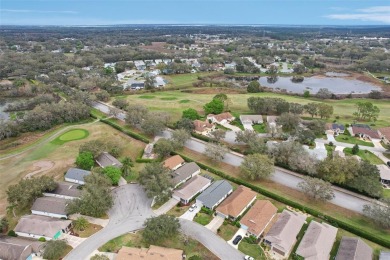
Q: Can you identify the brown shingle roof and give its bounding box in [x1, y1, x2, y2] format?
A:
[351, 127, 380, 139]
[117, 245, 183, 260]
[216, 185, 257, 218]
[193, 120, 213, 133]
[379, 127, 390, 140]
[163, 155, 185, 170]
[240, 200, 277, 237]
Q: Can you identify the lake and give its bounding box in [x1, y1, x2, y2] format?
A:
[258, 75, 382, 94]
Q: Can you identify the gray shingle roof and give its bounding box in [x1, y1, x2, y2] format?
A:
[14, 215, 71, 238]
[96, 152, 123, 168]
[65, 168, 91, 182]
[31, 197, 69, 215]
[197, 180, 233, 209]
[336, 237, 373, 260]
[171, 162, 200, 186]
[0, 242, 32, 260]
[47, 182, 81, 198]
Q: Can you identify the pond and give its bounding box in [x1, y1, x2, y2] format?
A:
[258, 75, 381, 94]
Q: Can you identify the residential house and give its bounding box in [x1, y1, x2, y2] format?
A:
[170, 162, 201, 188]
[196, 180, 233, 210]
[117, 245, 183, 260]
[240, 200, 277, 239]
[224, 62, 237, 70]
[64, 167, 91, 185]
[96, 152, 123, 168]
[0, 242, 33, 260]
[351, 126, 380, 141]
[163, 155, 185, 171]
[378, 164, 390, 186]
[263, 210, 306, 257]
[326, 123, 345, 135]
[216, 185, 257, 220]
[240, 115, 264, 125]
[31, 197, 69, 219]
[130, 82, 145, 90]
[380, 251, 390, 260]
[134, 60, 146, 70]
[172, 175, 212, 205]
[14, 215, 71, 240]
[296, 221, 338, 260]
[379, 127, 390, 144]
[193, 119, 215, 135]
[43, 182, 81, 200]
[336, 237, 373, 260]
[207, 112, 235, 125]
[154, 76, 166, 88]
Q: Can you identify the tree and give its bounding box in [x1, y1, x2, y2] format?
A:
[277, 113, 301, 132]
[125, 104, 148, 127]
[109, 107, 121, 118]
[0, 218, 9, 233]
[316, 88, 333, 99]
[112, 99, 129, 110]
[76, 151, 95, 170]
[296, 129, 316, 145]
[79, 140, 106, 158]
[289, 103, 304, 115]
[267, 65, 278, 75]
[293, 64, 306, 74]
[298, 176, 335, 201]
[317, 104, 334, 119]
[317, 156, 360, 184]
[121, 157, 134, 178]
[72, 217, 89, 231]
[204, 143, 228, 161]
[102, 166, 122, 185]
[7, 176, 57, 210]
[176, 118, 195, 132]
[182, 108, 200, 120]
[235, 129, 258, 143]
[66, 173, 113, 217]
[90, 255, 110, 260]
[352, 144, 359, 155]
[307, 120, 326, 136]
[247, 81, 261, 93]
[248, 137, 268, 154]
[141, 113, 166, 136]
[304, 103, 319, 118]
[303, 90, 310, 98]
[171, 129, 191, 149]
[142, 215, 180, 244]
[42, 240, 68, 260]
[240, 154, 274, 180]
[139, 162, 173, 204]
[154, 138, 174, 158]
[353, 101, 380, 121]
[203, 99, 224, 115]
[209, 129, 226, 143]
[349, 160, 382, 198]
[144, 75, 156, 90]
[363, 198, 390, 228]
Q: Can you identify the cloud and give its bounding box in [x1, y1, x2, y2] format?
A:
[0, 9, 77, 14]
[325, 5, 390, 24]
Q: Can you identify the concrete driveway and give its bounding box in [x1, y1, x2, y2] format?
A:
[179, 219, 245, 259]
[227, 228, 247, 249]
[180, 201, 202, 221]
[327, 134, 336, 142]
[243, 122, 254, 131]
[60, 233, 86, 248]
[221, 123, 242, 132]
[64, 184, 155, 260]
[205, 215, 225, 233]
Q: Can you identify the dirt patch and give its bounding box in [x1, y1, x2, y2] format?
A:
[140, 42, 172, 53]
[24, 160, 55, 179]
[183, 87, 246, 95]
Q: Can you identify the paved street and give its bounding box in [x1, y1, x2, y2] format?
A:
[179, 219, 245, 259]
[64, 184, 155, 260]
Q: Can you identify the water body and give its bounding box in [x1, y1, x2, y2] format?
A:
[259, 76, 381, 94]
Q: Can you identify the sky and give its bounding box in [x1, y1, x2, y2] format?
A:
[1, 0, 390, 26]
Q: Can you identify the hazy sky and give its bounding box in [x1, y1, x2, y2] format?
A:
[1, 0, 390, 26]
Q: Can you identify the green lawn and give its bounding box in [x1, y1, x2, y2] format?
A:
[51, 129, 89, 145]
[193, 213, 213, 226]
[252, 124, 267, 133]
[123, 89, 390, 127]
[335, 133, 375, 147]
[343, 148, 383, 164]
[383, 189, 390, 198]
[218, 223, 239, 241]
[238, 242, 266, 260]
[164, 72, 220, 89]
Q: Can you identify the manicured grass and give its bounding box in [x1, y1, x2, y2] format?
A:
[383, 189, 390, 198]
[160, 97, 178, 100]
[193, 212, 213, 226]
[138, 95, 156, 99]
[252, 124, 267, 133]
[218, 223, 239, 241]
[164, 72, 220, 89]
[344, 148, 383, 164]
[99, 231, 218, 259]
[335, 133, 375, 147]
[51, 129, 89, 145]
[179, 99, 190, 103]
[76, 223, 103, 238]
[238, 242, 266, 260]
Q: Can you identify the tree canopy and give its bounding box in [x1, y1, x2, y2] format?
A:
[142, 215, 180, 244]
[240, 154, 274, 180]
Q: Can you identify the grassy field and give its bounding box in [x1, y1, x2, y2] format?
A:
[98, 231, 219, 259]
[193, 212, 213, 226]
[123, 89, 390, 127]
[0, 122, 146, 216]
[164, 72, 220, 89]
[252, 124, 267, 133]
[344, 148, 383, 164]
[335, 132, 375, 147]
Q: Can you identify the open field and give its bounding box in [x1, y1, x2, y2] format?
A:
[0, 122, 146, 216]
[164, 72, 220, 89]
[123, 88, 390, 127]
[98, 231, 219, 259]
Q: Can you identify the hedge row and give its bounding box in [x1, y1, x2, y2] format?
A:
[100, 118, 150, 144]
[173, 151, 390, 248]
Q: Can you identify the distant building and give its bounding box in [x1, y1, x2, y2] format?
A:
[240, 115, 263, 125]
[0, 241, 33, 260]
[193, 119, 215, 135]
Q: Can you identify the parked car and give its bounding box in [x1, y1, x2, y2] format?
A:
[244, 256, 254, 260]
[233, 235, 242, 245]
[189, 204, 197, 212]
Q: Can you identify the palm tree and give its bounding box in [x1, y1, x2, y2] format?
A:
[121, 157, 134, 178]
[72, 217, 89, 231]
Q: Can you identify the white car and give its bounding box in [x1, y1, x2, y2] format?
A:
[189, 204, 197, 212]
[244, 256, 254, 260]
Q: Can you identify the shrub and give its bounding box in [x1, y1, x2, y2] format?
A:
[38, 237, 46, 242]
[7, 230, 17, 237]
[100, 118, 150, 143]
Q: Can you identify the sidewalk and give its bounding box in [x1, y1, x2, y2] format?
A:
[153, 197, 179, 216]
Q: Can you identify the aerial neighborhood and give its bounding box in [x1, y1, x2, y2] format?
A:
[1, 21, 390, 260]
